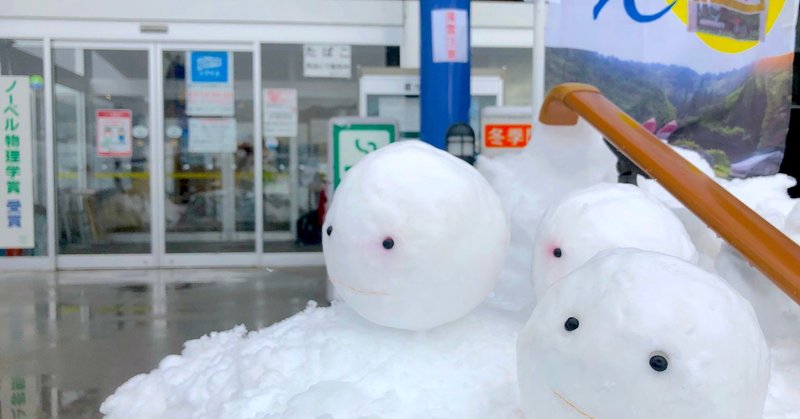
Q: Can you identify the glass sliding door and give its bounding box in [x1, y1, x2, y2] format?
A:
[162, 49, 255, 254]
[54, 47, 152, 255]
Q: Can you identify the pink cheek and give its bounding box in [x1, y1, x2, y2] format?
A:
[547, 243, 561, 258]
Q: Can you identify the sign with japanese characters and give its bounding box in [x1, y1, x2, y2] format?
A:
[483, 124, 532, 149]
[186, 51, 234, 116]
[96, 109, 132, 157]
[0, 76, 34, 249]
[188, 117, 237, 153]
[328, 117, 398, 190]
[432, 9, 469, 63]
[1, 376, 39, 419]
[263, 88, 299, 137]
[303, 45, 352, 79]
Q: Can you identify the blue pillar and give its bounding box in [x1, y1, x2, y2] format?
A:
[420, 0, 471, 150]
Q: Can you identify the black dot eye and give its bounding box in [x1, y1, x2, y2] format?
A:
[564, 317, 579, 332]
[649, 354, 669, 372]
[326, 226, 333, 236]
[382, 237, 394, 250]
[553, 248, 563, 258]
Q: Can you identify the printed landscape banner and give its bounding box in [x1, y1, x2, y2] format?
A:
[546, 0, 799, 178]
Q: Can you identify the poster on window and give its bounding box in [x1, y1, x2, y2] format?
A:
[188, 117, 237, 153]
[96, 109, 132, 158]
[303, 45, 352, 79]
[547, 0, 798, 178]
[186, 51, 234, 116]
[263, 88, 299, 137]
[0, 76, 34, 249]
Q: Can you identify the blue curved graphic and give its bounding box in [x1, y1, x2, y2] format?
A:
[594, 0, 677, 23]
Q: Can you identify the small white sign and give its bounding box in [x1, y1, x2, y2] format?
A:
[132, 124, 149, 139]
[186, 51, 235, 116]
[96, 109, 133, 157]
[263, 88, 299, 137]
[0, 76, 34, 249]
[304, 45, 352, 79]
[188, 118, 237, 153]
[432, 9, 469, 63]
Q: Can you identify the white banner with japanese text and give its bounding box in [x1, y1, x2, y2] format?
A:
[0, 76, 34, 248]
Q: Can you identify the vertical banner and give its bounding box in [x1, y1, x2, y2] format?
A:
[547, 0, 798, 178]
[0, 76, 34, 249]
[186, 51, 234, 116]
[96, 109, 133, 157]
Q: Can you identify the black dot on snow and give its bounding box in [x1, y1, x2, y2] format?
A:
[649, 354, 669, 372]
[564, 317, 579, 332]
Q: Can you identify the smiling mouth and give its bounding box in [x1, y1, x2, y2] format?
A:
[553, 390, 595, 419]
[329, 277, 389, 296]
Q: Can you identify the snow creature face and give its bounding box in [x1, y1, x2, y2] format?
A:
[323, 141, 510, 331]
[518, 249, 770, 419]
[531, 183, 697, 301]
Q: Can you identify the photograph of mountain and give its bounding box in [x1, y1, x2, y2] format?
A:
[546, 47, 793, 178]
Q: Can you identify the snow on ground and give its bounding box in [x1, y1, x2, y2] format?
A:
[101, 301, 524, 419]
[102, 139, 800, 419]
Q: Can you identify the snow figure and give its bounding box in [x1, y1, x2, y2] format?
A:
[518, 249, 771, 419]
[477, 118, 616, 311]
[530, 183, 697, 301]
[323, 140, 510, 331]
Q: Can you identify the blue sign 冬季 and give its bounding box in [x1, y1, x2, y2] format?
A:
[190, 51, 229, 83]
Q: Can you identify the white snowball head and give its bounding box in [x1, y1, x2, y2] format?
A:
[518, 249, 770, 419]
[530, 183, 697, 300]
[323, 140, 510, 330]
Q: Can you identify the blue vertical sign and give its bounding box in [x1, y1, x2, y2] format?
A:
[420, 0, 471, 150]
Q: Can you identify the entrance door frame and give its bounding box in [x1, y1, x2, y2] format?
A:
[0, 17, 402, 270]
[49, 40, 263, 270]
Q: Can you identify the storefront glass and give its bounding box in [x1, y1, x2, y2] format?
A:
[0, 39, 48, 257]
[260, 44, 398, 252]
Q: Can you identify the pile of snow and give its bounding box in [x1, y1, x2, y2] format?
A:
[101, 302, 523, 419]
[101, 121, 800, 419]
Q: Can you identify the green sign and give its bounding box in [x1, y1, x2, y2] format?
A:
[329, 118, 398, 189]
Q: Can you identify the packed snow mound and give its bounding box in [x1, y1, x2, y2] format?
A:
[639, 146, 798, 271]
[323, 140, 509, 331]
[530, 183, 697, 300]
[477, 118, 616, 313]
[100, 302, 523, 419]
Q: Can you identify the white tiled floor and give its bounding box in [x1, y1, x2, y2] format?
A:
[0, 267, 328, 418]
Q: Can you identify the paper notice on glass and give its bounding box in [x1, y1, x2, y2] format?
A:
[188, 118, 237, 153]
[186, 51, 234, 116]
[96, 109, 133, 157]
[432, 9, 468, 63]
[263, 88, 298, 137]
[378, 96, 420, 133]
[303, 45, 352, 78]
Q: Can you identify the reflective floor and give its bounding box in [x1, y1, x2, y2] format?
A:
[0, 267, 328, 418]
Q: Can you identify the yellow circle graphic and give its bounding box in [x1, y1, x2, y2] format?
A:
[669, 0, 786, 53]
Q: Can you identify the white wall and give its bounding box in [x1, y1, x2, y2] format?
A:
[0, 1, 534, 49]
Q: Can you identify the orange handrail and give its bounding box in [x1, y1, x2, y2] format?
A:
[540, 83, 800, 305]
